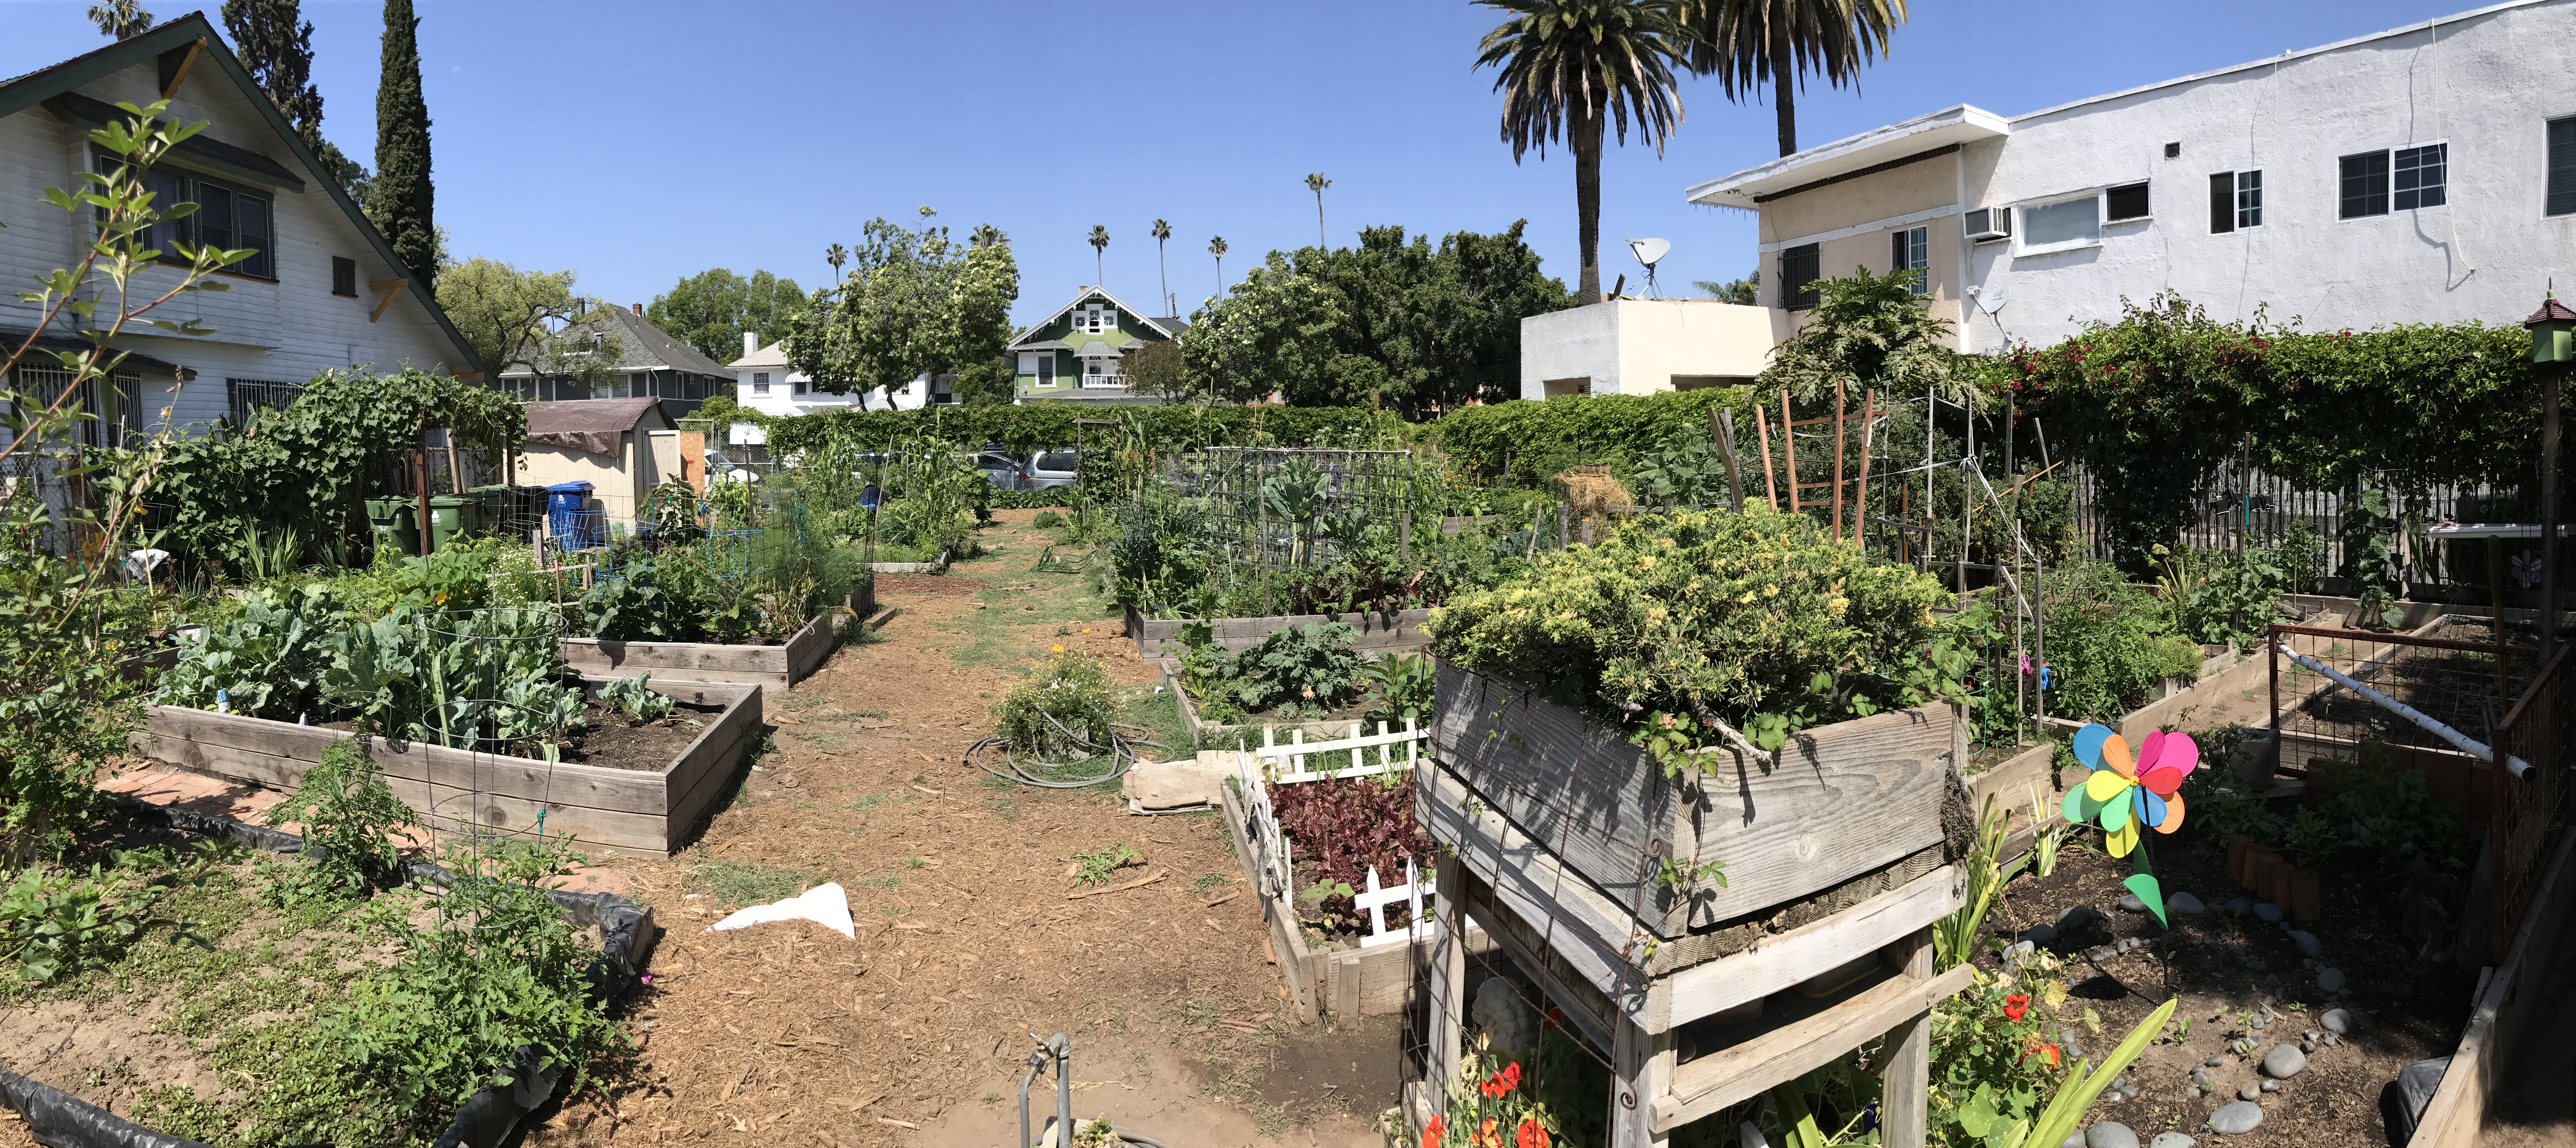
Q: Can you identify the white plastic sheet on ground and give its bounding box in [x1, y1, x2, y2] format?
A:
[706, 882, 854, 939]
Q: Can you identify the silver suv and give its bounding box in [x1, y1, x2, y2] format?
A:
[1017, 449, 1080, 491]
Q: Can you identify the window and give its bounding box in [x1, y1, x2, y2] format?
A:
[2021, 194, 2100, 248]
[1779, 243, 1820, 310]
[331, 256, 356, 297]
[1889, 227, 1928, 296]
[794, 378, 809, 395]
[2105, 181, 2151, 221]
[2209, 171, 2263, 233]
[2551, 118, 2576, 216]
[100, 156, 277, 278]
[2394, 144, 2447, 209]
[1038, 355, 1056, 386]
[751, 372, 770, 395]
[226, 378, 303, 426]
[1102, 308, 1117, 330]
[2340, 151, 2390, 218]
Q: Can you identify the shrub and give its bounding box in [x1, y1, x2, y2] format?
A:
[2042, 560, 2203, 721]
[263, 739, 412, 903]
[994, 651, 1117, 758]
[1203, 621, 1368, 716]
[1429, 508, 1967, 766]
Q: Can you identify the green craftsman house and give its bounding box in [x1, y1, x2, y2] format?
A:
[1006, 286, 1183, 405]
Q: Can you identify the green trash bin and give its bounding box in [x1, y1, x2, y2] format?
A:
[364, 497, 420, 557]
[427, 495, 474, 551]
[466, 485, 510, 536]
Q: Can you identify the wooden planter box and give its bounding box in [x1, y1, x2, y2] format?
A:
[1427, 658, 1955, 943]
[866, 541, 959, 575]
[1125, 604, 1432, 661]
[561, 612, 835, 688]
[129, 678, 762, 858]
[1160, 662, 1381, 747]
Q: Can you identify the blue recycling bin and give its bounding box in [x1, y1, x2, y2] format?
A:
[544, 481, 595, 548]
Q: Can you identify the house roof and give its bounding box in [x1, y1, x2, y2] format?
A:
[731, 338, 789, 370]
[525, 397, 669, 456]
[1684, 0, 2558, 209]
[0, 13, 483, 374]
[1072, 340, 1119, 359]
[499, 305, 735, 378]
[1005, 285, 1181, 350]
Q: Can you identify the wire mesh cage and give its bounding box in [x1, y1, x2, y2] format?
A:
[1194, 447, 1418, 572]
[409, 606, 575, 934]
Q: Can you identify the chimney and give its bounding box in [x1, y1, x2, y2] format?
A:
[744, 331, 759, 358]
[631, 302, 643, 315]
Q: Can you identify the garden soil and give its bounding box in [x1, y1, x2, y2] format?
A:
[504, 513, 1389, 1147]
[1980, 823, 2477, 1147]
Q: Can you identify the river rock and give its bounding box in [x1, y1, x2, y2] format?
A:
[2252, 902, 2285, 923]
[2120, 892, 2147, 912]
[2150, 1134, 2198, 1148]
[2209, 1101, 2264, 1135]
[2059, 905, 2104, 931]
[2263, 1044, 2308, 1079]
[2260, 1079, 2280, 1094]
[2169, 892, 2206, 915]
[2206, 1055, 2226, 1067]
[2288, 930, 2321, 957]
[2238, 1083, 2262, 1101]
[2086, 1123, 2140, 1148]
[2191, 1067, 2214, 1090]
[2020, 923, 2059, 947]
[2317, 967, 2347, 994]
[2321, 1008, 2354, 1035]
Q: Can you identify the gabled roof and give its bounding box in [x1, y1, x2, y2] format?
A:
[0, 13, 483, 373]
[498, 305, 735, 378]
[1006, 285, 1180, 350]
[525, 397, 669, 455]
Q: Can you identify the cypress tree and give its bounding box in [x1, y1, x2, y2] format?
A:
[368, 0, 435, 286]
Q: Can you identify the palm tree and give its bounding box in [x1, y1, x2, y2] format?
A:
[1304, 173, 1332, 248]
[825, 243, 847, 281]
[1474, 0, 1690, 305]
[1088, 225, 1111, 287]
[86, 0, 154, 38]
[1681, 0, 1906, 157]
[1209, 235, 1229, 295]
[1151, 218, 1173, 316]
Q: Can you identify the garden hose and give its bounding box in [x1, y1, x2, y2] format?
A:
[965, 712, 1164, 790]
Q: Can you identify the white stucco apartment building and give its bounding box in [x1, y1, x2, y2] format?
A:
[0, 14, 479, 444]
[1687, 0, 2576, 352]
[1518, 297, 1774, 399]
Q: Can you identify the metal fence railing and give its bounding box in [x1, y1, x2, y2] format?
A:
[2491, 643, 2572, 957]
[2073, 467, 2539, 592]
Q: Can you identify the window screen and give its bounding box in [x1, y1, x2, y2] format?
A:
[1779, 243, 1820, 310]
[332, 256, 357, 297]
[2551, 118, 2576, 217]
[2340, 151, 2390, 218]
[752, 372, 770, 394]
[2021, 196, 2100, 246]
[2394, 144, 2447, 210]
[2105, 182, 2151, 221]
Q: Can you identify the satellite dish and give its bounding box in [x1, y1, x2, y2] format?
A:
[1974, 284, 2010, 315]
[1626, 237, 1672, 297]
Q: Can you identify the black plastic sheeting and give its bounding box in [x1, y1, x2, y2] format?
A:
[0, 802, 660, 1148]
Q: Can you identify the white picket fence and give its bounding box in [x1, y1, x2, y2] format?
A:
[1234, 720, 1441, 948]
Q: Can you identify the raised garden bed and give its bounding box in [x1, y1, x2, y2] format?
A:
[1125, 604, 1432, 660]
[129, 677, 762, 858]
[561, 609, 837, 687]
[1159, 661, 1393, 747]
[1978, 787, 2483, 1147]
[0, 803, 654, 1148]
[866, 540, 960, 575]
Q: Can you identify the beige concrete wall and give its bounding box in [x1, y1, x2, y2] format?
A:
[1521, 300, 1775, 399]
[515, 434, 658, 519]
[1759, 154, 1969, 349]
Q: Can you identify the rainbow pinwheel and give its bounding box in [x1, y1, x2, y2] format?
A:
[2061, 724, 2197, 925]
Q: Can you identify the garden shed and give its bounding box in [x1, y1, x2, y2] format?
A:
[518, 398, 675, 523]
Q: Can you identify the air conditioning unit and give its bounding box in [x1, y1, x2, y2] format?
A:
[1964, 207, 2013, 243]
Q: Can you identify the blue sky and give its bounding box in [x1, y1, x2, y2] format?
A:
[6, 0, 2470, 333]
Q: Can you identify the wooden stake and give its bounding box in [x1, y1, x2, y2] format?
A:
[1713, 407, 1745, 512]
[1781, 389, 1800, 516]
[1753, 406, 1779, 511]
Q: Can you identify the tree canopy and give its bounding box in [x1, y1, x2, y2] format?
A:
[1179, 222, 1571, 414]
[780, 213, 1018, 405]
[367, 0, 435, 286]
[1758, 265, 1976, 408]
[645, 268, 805, 366]
[222, 0, 367, 202]
[434, 257, 620, 387]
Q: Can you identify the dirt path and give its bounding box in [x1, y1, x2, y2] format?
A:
[519, 512, 1392, 1147]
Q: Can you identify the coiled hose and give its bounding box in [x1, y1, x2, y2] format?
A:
[966, 710, 1165, 789]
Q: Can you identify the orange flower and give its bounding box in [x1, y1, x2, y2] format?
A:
[2002, 993, 2029, 1022]
[1422, 1114, 1444, 1148]
[1515, 1118, 1550, 1148]
[1476, 1118, 1500, 1148]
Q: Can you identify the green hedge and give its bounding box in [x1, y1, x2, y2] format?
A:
[1424, 388, 1753, 486]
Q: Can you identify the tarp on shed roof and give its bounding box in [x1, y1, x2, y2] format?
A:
[525, 398, 666, 457]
